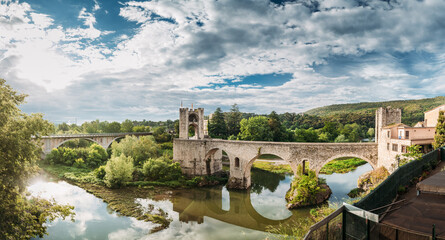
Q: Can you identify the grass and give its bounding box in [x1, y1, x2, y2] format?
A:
[266, 203, 338, 239]
[258, 154, 282, 160]
[319, 157, 367, 175]
[252, 161, 293, 175]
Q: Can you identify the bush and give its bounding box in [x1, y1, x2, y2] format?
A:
[104, 155, 134, 188]
[86, 144, 108, 168]
[142, 157, 182, 181]
[73, 158, 85, 168]
[94, 165, 107, 180]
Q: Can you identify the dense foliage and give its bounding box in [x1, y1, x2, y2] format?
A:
[44, 143, 108, 168]
[104, 154, 134, 188]
[54, 118, 176, 136]
[0, 79, 74, 239]
[110, 135, 160, 166]
[433, 111, 445, 149]
[208, 107, 374, 142]
[305, 96, 445, 126]
[286, 166, 326, 206]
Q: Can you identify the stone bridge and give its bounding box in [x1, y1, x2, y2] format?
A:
[172, 187, 295, 231]
[41, 132, 152, 154]
[173, 138, 378, 189]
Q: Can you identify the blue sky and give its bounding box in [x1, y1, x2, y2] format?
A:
[1, 0, 445, 123]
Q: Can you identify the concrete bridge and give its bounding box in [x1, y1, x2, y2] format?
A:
[172, 186, 296, 231]
[41, 132, 152, 154]
[173, 107, 380, 189]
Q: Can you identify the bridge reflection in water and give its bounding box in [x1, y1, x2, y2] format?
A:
[170, 169, 309, 232]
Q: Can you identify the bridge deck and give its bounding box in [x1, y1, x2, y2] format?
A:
[41, 132, 152, 138]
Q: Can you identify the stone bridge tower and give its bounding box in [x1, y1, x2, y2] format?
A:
[179, 107, 206, 139]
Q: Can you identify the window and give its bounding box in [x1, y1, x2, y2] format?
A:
[392, 144, 398, 152]
[387, 143, 390, 150]
[405, 131, 409, 139]
[387, 131, 390, 138]
[401, 145, 407, 153]
[235, 157, 240, 168]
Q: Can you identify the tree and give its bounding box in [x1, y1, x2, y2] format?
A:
[294, 128, 319, 142]
[226, 104, 242, 137]
[268, 111, 287, 141]
[57, 122, 69, 132]
[208, 107, 228, 139]
[120, 119, 134, 133]
[107, 121, 121, 133]
[433, 111, 445, 149]
[153, 126, 171, 143]
[111, 135, 160, 166]
[238, 116, 273, 141]
[0, 79, 74, 239]
[104, 154, 134, 188]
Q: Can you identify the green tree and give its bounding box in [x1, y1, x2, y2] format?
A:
[107, 121, 121, 133]
[294, 128, 319, 142]
[153, 126, 172, 143]
[433, 111, 445, 149]
[120, 119, 134, 132]
[226, 104, 242, 137]
[238, 116, 273, 141]
[268, 111, 287, 141]
[367, 128, 375, 139]
[111, 135, 160, 166]
[57, 122, 69, 132]
[132, 125, 150, 132]
[0, 79, 74, 239]
[104, 154, 134, 188]
[208, 107, 228, 139]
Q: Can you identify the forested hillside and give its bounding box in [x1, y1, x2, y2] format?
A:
[305, 96, 445, 126]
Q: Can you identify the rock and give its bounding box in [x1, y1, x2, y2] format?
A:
[286, 184, 332, 209]
[226, 176, 244, 189]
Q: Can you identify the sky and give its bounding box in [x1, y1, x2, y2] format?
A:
[1, 0, 445, 124]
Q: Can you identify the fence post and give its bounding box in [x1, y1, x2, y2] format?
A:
[326, 222, 329, 240]
[433, 224, 436, 240]
[366, 218, 370, 240]
[342, 208, 346, 240]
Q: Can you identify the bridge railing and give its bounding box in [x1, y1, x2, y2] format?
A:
[41, 132, 152, 138]
[303, 147, 444, 240]
[354, 147, 441, 211]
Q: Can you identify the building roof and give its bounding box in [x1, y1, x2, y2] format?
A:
[424, 104, 445, 114]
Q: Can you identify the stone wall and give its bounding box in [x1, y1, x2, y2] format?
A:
[173, 138, 378, 189]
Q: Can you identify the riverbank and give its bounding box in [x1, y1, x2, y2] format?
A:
[252, 157, 368, 175]
[39, 163, 227, 233]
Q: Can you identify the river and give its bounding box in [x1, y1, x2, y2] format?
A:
[29, 163, 372, 240]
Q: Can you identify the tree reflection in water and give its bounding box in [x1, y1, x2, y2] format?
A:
[250, 168, 286, 194]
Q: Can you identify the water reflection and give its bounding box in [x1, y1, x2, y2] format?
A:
[27, 165, 371, 240]
[321, 163, 373, 203]
[28, 177, 156, 240]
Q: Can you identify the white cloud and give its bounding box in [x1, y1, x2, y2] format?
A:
[1, 0, 445, 121]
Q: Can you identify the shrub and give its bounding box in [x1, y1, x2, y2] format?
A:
[86, 144, 108, 168]
[104, 155, 134, 188]
[73, 158, 85, 168]
[142, 157, 182, 181]
[94, 165, 107, 180]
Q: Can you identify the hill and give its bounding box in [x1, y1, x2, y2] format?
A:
[305, 96, 445, 126]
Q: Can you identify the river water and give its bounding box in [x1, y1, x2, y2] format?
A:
[29, 163, 372, 240]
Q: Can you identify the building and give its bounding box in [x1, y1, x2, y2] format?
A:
[377, 104, 445, 171]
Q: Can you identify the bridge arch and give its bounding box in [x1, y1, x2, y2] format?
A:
[105, 136, 125, 149]
[55, 138, 100, 149]
[315, 153, 377, 175]
[243, 152, 297, 189]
